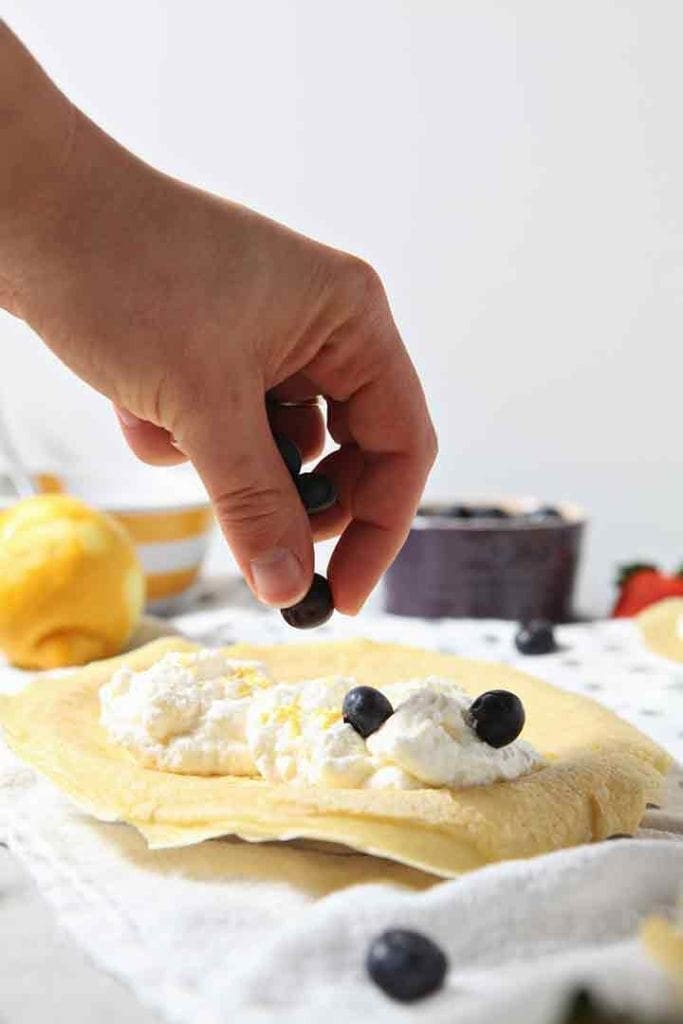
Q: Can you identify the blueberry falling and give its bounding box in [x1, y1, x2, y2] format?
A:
[343, 686, 394, 738]
[280, 573, 334, 630]
[468, 689, 525, 748]
[514, 619, 557, 655]
[366, 929, 448, 1003]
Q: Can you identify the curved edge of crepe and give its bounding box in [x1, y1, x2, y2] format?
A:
[0, 636, 673, 878]
[637, 597, 683, 664]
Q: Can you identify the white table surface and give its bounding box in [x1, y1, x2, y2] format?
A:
[0, 848, 157, 1024]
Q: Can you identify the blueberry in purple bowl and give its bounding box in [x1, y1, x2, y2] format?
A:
[384, 497, 585, 622]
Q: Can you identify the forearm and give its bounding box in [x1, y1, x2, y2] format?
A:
[0, 24, 78, 302]
[0, 22, 161, 332]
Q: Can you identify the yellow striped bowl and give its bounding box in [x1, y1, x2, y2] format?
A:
[0, 470, 215, 613]
[112, 504, 214, 610]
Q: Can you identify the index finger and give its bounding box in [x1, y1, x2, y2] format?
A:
[324, 344, 436, 614]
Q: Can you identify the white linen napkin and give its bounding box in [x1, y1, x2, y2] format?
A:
[1, 610, 681, 1023]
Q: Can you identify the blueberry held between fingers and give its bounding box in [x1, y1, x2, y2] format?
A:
[514, 619, 557, 655]
[273, 434, 302, 478]
[296, 472, 337, 514]
[366, 929, 448, 1003]
[281, 574, 334, 629]
[343, 686, 393, 738]
[468, 689, 525, 748]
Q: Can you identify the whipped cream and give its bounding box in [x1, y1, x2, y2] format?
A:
[366, 686, 539, 787]
[100, 650, 541, 789]
[244, 675, 423, 789]
[99, 649, 271, 775]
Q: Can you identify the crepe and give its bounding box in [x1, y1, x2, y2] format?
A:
[637, 597, 683, 663]
[0, 637, 672, 878]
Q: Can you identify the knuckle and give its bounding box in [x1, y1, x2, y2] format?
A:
[427, 422, 439, 465]
[406, 417, 438, 474]
[340, 254, 386, 312]
[211, 482, 287, 536]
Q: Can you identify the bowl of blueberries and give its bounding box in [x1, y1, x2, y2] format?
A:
[384, 498, 585, 622]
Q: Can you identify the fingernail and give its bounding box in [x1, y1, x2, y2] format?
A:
[115, 406, 143, 428]
[250, 548, 307, 607]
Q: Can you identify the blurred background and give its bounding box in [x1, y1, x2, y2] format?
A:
[1, 0, 681, 616]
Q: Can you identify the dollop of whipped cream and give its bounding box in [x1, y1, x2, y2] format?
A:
[99, 649, 271, 775]
[100, 650, 541, 789]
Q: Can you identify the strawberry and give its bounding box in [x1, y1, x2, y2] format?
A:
[612, 562, 683, 617]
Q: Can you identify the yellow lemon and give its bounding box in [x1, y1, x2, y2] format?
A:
[636, 597, 683, 664]
[0, 494, 144, 670]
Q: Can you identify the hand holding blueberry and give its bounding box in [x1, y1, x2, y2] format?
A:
[0, 24, 437, 619]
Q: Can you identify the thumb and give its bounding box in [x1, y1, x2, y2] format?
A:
[177, 390, 314, 608]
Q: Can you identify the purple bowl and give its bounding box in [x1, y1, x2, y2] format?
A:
[383, 500, 585, 622]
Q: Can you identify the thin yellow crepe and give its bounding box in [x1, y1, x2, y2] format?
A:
[637, 598, 683, 663]
[0, 638, 672, 878]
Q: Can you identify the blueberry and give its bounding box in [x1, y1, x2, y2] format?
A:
[560, 987, 614, 1023]
[467, 506, 509, 520]
[281, 574, 334, 629]
[526, 505, 563, 522]
[343, 686, 393, 738]
[273, 434, 302, 478]
[366, 929, 447, 1003]
[468, 689, 525, 748]
[444, 504, 472, 519]
[514, 619, 557, 655]
[296, 472, 337, 514]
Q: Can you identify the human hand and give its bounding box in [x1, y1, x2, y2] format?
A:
[2, 39, 436, 613]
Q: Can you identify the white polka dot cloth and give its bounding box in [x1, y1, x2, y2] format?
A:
[0, 607, 681, 1024]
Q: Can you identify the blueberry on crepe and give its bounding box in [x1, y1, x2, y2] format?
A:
[468, 689, 525, 748]
[343, 686, 393, 738]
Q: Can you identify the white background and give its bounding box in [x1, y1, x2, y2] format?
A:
[2, 1, 681, 615]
